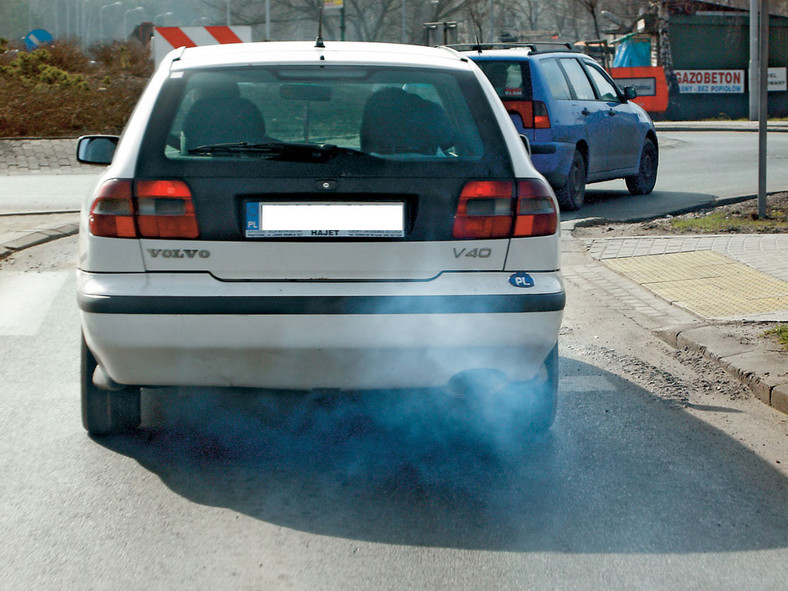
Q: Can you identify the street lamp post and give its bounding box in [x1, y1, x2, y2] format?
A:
[99, 1, 122, 43]
[266, 0, 270, 40]
[82, 0, 103, 49]
[488, 0, 493, 42]
[154, 12, 173, 26]
[124, 7, 145, 38]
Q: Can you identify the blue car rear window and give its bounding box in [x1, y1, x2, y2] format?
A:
[475, 60, 533, 101]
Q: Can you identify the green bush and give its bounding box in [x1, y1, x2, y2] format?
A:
[0, 47, 89, 89]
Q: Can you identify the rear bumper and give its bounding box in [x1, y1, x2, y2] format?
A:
[531, 142, 576, 188]
[78, 270, 564, 390]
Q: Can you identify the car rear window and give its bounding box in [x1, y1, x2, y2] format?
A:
[475, 60, 533, 101]
[161, 66, 484, 162]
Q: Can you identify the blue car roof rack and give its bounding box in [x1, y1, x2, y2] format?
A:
[446, 42, 575, 55]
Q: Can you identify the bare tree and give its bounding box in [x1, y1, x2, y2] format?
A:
[194, 0, 669, 45]
[550, 0, 589, 40]
[573, 0, 603, 38]
[501, 0, 549, 33]
[657, 0, 680, 116]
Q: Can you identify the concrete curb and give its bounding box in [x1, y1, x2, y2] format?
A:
[0, 222, 79, 262]
[654, 323, 788, 414]
[566, 193, 777, 229]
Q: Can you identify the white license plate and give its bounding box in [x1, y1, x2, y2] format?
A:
[245, 202, 405, 238]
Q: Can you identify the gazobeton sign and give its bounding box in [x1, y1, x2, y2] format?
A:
[676, 70, 744, 94]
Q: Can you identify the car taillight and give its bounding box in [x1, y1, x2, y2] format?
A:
[515, 178, 557, 237]
[453, 179, 556, 239]
[89, 180, 136, 238]
[533, 101, 550, 129]
[503, 100, 550, 129]
[453, 181, 514, 239]
[88, 179, 199, 239]
[136, 180, 199, 239]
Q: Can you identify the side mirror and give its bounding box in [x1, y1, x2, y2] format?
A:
[520, 134, 532, 156]
[76, 135, 119, 165]
[622, 85, 638, 101]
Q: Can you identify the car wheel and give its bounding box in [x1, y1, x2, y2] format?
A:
[81, 335, 141, 436]
[625, 138, 658, 195]
[555, 151, 586, 211]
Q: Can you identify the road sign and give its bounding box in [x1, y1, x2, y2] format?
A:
[24, 29, 54, 52]
[153, 26, 252, 65]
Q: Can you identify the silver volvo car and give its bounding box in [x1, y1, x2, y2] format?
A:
[76, 41, 565, 436]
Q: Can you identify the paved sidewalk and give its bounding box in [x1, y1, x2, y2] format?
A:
[0, 138, 96, 175]
[583, 234, 788, 321]
[562, 225, 788, 415]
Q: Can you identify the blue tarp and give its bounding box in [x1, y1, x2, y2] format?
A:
[613, 39, 651, 68]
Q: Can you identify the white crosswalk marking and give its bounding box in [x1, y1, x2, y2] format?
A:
[0, 272, 69, 336]
[560, 375, 618, 392]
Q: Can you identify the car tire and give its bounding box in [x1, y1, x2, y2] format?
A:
[555, 151, 586, 211]
[625, 138, 658, 195]
[81, 335, 141, 436]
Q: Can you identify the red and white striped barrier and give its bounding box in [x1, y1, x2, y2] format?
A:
[153, 26, 252, 65]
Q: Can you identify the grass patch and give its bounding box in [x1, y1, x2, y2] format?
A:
[763, 324, 788, 350]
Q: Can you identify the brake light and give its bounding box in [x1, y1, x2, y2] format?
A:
[87, 179, 199, 239]
[453, 179, 556, 239]
[136, 180, 199, 239]
[88, 180, 136, 238]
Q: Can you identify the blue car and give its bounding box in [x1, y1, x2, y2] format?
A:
[460, 44, 659, 210]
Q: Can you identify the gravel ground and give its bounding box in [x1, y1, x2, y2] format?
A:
[574, 192, 788, 239]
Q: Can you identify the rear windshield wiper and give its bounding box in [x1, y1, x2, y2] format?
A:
[187, 141, 370, 162]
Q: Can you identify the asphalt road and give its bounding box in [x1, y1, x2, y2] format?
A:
[0, 173, 97, 213]
[2, 236, 786, 589]
[560, 131, 788, 222]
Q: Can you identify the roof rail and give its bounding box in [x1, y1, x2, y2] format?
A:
[446, 42, 574, 54]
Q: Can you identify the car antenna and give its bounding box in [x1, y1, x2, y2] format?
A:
[315, 4, 325, 48]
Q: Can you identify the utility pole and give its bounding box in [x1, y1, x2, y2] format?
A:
[758, 0, 769, 218]
[748, 0, 759, 120]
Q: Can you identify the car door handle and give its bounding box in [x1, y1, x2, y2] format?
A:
[581, 108, 590, 116]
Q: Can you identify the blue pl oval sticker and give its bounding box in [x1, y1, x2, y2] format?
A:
[509, 272, 535, 288]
